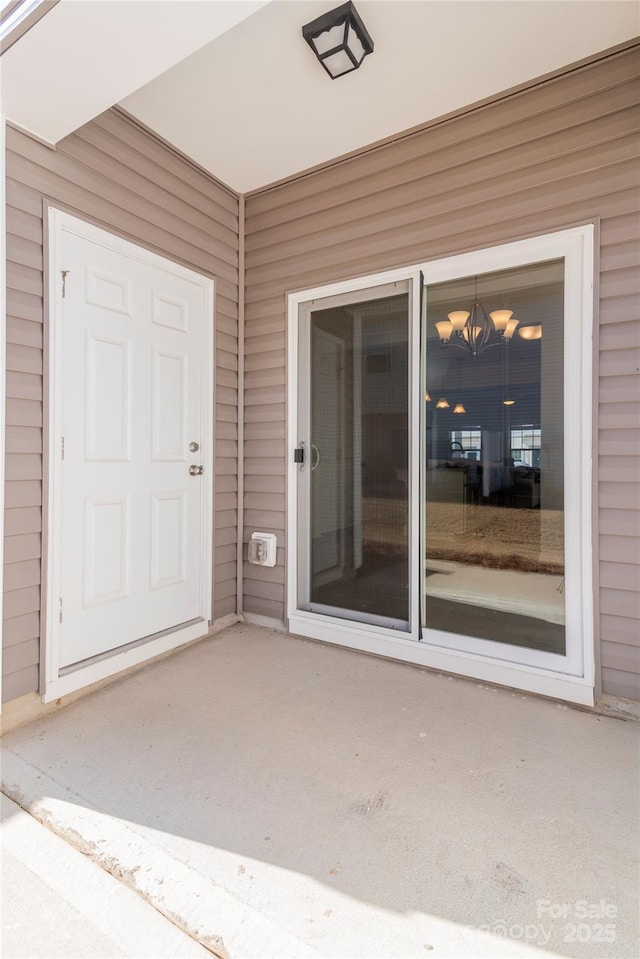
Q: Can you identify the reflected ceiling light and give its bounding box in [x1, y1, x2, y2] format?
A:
[436, 397, 450, 409]
[503, 399, 516, 406]
[425, 390, 432, 402]
[453, 403, 466, 414]
[436, 298, 520, 357]
[518, 324, 543, 340]
[302, 1, 374, 79]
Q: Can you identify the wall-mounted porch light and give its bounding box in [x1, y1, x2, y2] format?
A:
[302, 1, 374, 79]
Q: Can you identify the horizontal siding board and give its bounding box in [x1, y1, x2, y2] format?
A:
[247, 61, 640, 220]
[3, 533, 41, 565]
[5, 426, 42, 454]
[214, 526, 238, 548]
[599, 428, 640, 456]
[214, 596, 236, 619]
[6, 398, 41, 427]
[600, 293, 640, 326]
[4, 506, 41, 535]
[92, 111, 238, 217]
[70, 123, 238, 232]
[3, 110, 239, 700]
[2, 585, 40, 620]
[214, 577, 236, 603]
[599, 482, 640, 511]
[600, 614, 640, 646]
[7, 316, 43, 349]
[598, 457, 640, 484]
[599, 534, 640, 565]
[6, 343, 42, 375]
[5, 177, 43, 217]
[2, 638, 39, 674]
[215, 561, 237, 585]
[248, 110, 639, 260]
[600, 562, 640, 592]
[5, 454, 42, 482]
[244, 474, 285, 494]
[6, 371, 42, 401]
[3, 559, 41, 592]
[601, 641, 640, 673]
[243, 561, 285, 585]
[598, 510, 640, 538]
[6, 204, 43, 244]
[601, 666, 640, 700]
[6, 260, 42, 297]
[599, 588, 640, 619]
[599, 324, 640, 352]
[59, 134, 238, 257]
[6, 288, 42, 325]
[6, 233, 43, 271]
[243, 596, 284, 620]
[2, 665, 39, 701]
[4, 481, 41, 509]
[246, 154, 640, 294]
[3, 611, 40, 648]
[7, 137, 239, 286]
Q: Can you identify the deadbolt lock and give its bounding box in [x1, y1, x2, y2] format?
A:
[189, 441, 200, 452]
[189, 465, 204, 476]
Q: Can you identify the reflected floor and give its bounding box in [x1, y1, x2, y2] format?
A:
[425, 596, 565, 654]
[424, 558, 565, 624]
[312, 552, 408, 622]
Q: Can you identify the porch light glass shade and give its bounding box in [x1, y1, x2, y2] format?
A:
[436, 397, 450, 409]
[435, 320, 453, 342]
[447, 310, 470, 331]
[504, 317, 520, 340]
[461, 325, 482, 343]
[302, 1, 374, 79]
[519, 324, 543, 340]
[453, 403, 466, 414]
[489, 309, 513, 332]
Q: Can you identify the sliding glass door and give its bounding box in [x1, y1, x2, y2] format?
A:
[295, 281, 413, 629]
[423, 259, 566, 656]
[288, 228, 593, 703]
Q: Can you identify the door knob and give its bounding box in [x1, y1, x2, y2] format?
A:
[189, 465, 204, 476]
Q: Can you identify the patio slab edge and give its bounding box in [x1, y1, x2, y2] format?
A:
[1, 748, 315, 959]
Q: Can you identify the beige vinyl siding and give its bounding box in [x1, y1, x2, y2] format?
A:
[244, 44, 640, 700]
[3, 108, 239, 703]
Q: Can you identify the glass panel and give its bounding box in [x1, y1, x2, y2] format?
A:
[423, 260, 565, 654]
[308, 292, 409, 624]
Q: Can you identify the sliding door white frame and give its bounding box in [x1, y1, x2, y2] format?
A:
[286, 226, 594, 706]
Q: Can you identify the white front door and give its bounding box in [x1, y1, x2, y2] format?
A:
[50, 214, 213, 672]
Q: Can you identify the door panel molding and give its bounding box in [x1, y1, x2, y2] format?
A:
[43, 209, 214, 702]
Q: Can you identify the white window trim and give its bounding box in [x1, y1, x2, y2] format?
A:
[286, 226, 594, 706]
[43, 209, 215, 703]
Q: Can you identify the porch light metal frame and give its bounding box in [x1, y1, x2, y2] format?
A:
[302, 1, 374, 79]
[435, 300, 520, 358]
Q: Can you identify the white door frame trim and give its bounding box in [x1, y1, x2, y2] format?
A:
[43, 209, 214, 703]
[286, 227, 595, 707]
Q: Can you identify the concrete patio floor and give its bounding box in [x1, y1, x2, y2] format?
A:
[2, 622, 639, 959]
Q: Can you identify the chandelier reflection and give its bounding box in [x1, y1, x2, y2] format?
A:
[436, 303, 519, 357]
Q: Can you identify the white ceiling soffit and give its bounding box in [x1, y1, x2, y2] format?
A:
[0, 0, 268, 144]
[121, 0, 640, 193]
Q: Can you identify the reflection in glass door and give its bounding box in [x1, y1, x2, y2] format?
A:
[298, 284, 411, 628]
[423, 260, 566, 655]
